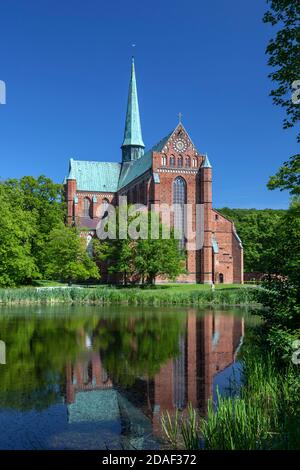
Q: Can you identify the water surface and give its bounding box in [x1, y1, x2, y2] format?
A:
[0, 305, 255, 449]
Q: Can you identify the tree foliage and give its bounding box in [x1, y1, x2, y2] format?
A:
[264, 1, 300, 197]
[45, 224, 100, 283]
[259, 1, 300, 363]
[0, 176, 100, 285]
[93, 207, 186, 285]
[264, 0, 300, 137]
[0, 184, 39, 286]
[135, 233, 186, 285]
[3, 175, 65, 273]
[217, 207, 285, 272]
[267, 154, 300, 195]
[256, 199, 300, 360]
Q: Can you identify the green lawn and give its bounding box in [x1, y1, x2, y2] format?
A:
[33, 280, 67, 287]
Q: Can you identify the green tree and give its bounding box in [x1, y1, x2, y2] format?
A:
[262, 199, 300, 284]
[267, 154, 300, 196]
[135, 229, 186, 285]
[45, 223, 100, 283]
[92, 206, 136, 285]
[259, 1, 300, 362]
[0, 184, 39, 286]
[264, 1, 300, 198]
[4, 176, 65, 275]
[264, 0, 300, 138]
[256, 199, 300, 361]
[93, 206, 186, 285]
[217, 208, 285, 272]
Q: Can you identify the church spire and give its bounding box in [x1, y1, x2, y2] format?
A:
[121, 57, 145, 162]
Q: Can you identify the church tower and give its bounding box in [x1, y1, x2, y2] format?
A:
[121, 57, 145, 162]
[64, 58, 244, 284]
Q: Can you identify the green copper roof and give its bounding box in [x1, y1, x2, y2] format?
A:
[118, 132, 172, 189]
[67, 158, 121, 192]
[118, 151, 151, 189]
[202, 154, 212, 168]
[121, 58, 145, 148]
[150, 132, 172, 152]
[65, 127, 189, 192]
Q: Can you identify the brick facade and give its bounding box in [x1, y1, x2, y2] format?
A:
[65, 124, 243, 284]
[64, 59, 243, 284]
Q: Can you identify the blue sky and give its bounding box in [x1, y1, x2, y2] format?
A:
[0, 0, 297, 208]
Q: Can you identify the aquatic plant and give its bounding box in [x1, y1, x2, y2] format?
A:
[0, 285, 259, 307]
[161, 351, 300, 450]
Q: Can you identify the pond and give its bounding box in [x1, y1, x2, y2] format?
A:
[0, 305, 257, 450]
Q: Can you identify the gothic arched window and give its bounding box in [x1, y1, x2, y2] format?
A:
[83, 197, 91, 218]
[193, 157, 198, 167]
[173, 176, 187, 249]
[170, 156, 175, 166]
[178, 156, 183, 167]
[185, 157, 191, 168]
[162, 155, 167, 166]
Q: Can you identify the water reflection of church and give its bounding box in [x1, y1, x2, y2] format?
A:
[64, 311, 244, 444]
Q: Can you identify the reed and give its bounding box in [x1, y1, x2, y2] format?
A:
[161, 351, 300, 450]
[201, 391, 273, 450]
[0, 285, 259, 306]
[161, 404, 202, 450]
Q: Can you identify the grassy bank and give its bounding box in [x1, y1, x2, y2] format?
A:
[0, 284, 260, 307]
[162, 337, 300, 450]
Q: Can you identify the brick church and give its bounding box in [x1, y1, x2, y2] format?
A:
[65, 59, 243, 284]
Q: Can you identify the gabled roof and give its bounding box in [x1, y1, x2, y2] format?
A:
[118, 152, 151, 190]
[65, 124, 202, 193]
[67, 159, 121, 192]
[150, 132, 173, 152]
[162, 122, 200, 154]
[118, 132, 172, 190]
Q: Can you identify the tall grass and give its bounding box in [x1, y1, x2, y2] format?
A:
[161, 351, 300, 450]
[0, 285, 259, 306]
[161, 405, 202, 450]
[202, 391, 274, 450]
